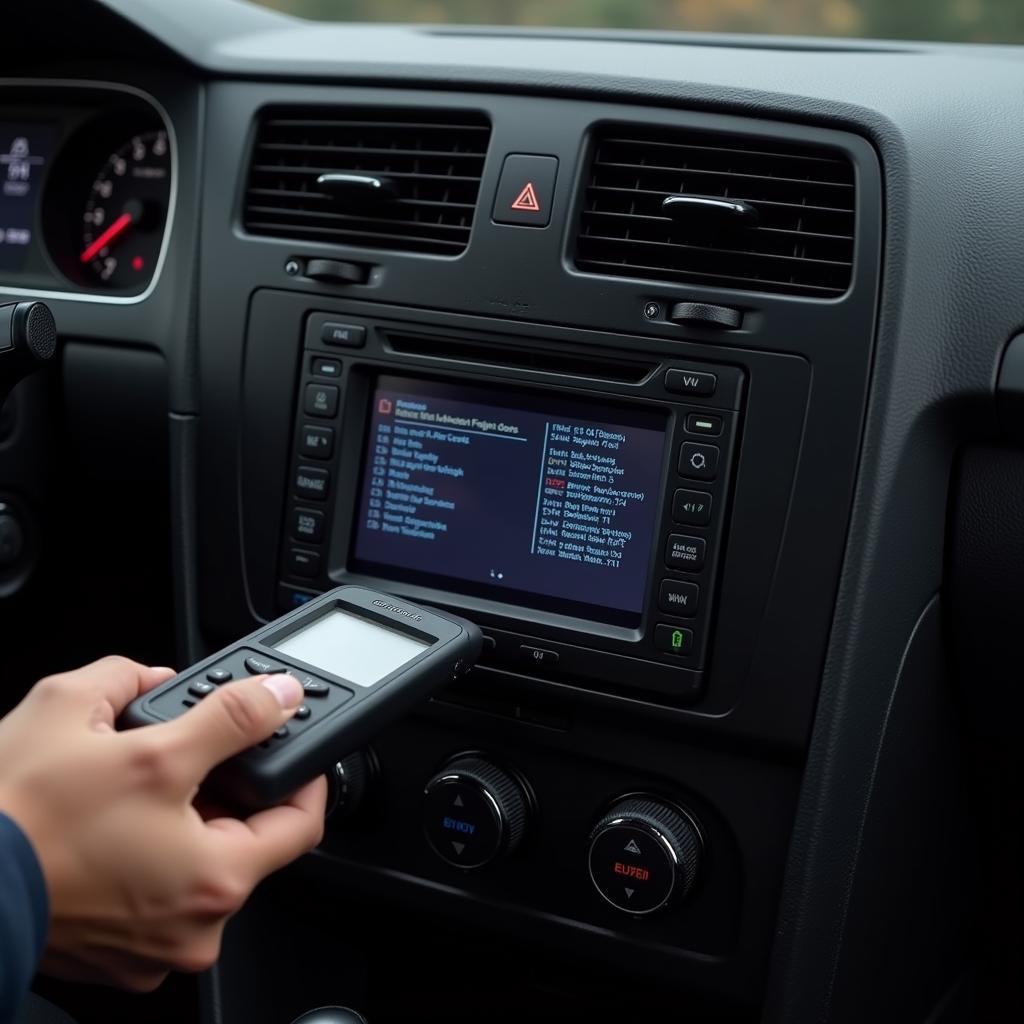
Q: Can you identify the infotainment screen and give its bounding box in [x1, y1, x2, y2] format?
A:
[351, 375, 667, 626]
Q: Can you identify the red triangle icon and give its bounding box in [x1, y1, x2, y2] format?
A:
[511, 182, 541, 212]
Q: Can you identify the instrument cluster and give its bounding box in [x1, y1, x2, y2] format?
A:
[0, 87, 173, 298]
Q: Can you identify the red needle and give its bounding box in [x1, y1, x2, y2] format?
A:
[80, 211, 133, 263]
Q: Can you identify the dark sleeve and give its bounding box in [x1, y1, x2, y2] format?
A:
[0, 813, 49, 1024]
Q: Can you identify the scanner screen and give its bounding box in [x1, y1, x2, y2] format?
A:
[274, 608, 429, 687]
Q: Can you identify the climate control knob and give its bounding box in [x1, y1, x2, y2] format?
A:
[588, 796, 701, 915]
[326, 749, 377, 821]
[423, 755, 528, 869]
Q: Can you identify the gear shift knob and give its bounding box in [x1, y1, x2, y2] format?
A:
[290, 1009, 368, 1024]
[0, 300, 57, 405]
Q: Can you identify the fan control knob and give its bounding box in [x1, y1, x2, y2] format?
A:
[587, 796, 701, 915]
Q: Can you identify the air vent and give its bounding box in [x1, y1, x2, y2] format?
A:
[575, 126, 856, 298]
[244, 107, 491, 257]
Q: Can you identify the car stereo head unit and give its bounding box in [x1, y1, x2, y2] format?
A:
[277, 313, 745, 702]
[350, 376, 667, 628]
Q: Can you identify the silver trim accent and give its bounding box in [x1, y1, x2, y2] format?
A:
[0, 78, 179, 306]
[661, 195, 757, 219]
[317, 172, 393, 193]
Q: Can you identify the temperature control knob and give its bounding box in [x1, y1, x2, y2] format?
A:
[588, 796, 701, 915]
[423, 755, 528, 869]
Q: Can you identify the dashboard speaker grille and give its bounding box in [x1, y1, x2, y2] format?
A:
[243, 106, 491, 257]
[574, 125, 856, 298]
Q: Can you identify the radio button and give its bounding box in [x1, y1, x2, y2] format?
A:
[299, 425, 335, 459]
[206, 668, 232, 684]
[665, 368, 717, 397]
[665, 534, 706, 571]
[321, 322, 366, 348]
[291, 507, 325, 544]
[311, 357, 341, 378]
[672, 488, 712, 527]
[659, 580, 700, 617]
[287, 548, 321, 579]
[302, 680, 330, 698]
[685, 413, 723, 436]
[187, 681, 216, 699]
[304, 383, 339, 418]
[654, 624, 694, 656]
[294, 466, 330, 501]
[518, 645, 559, 669]
[678, 442, 719, 481]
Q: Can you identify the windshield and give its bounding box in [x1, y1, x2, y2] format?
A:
[250, 0, 1024, 44]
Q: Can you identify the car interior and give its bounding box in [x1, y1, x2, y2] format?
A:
[3, 0, 1024, 1021]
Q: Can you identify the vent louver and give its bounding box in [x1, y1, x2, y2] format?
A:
[575, 126, 856, 298]
[244, 107, 491, 257]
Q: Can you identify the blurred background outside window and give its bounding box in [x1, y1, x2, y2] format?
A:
[247, 0, 1024, 44]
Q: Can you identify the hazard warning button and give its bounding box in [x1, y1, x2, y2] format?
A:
[492, 154, 558, 227]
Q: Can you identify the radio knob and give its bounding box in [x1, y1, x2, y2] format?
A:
[423, 755, 528, 869]
[587, 796, 701, 915]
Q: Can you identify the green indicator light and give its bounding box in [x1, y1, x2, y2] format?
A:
[671, 629, 685, 650]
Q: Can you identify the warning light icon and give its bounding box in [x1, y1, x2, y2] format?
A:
[510, 182, 541, 213]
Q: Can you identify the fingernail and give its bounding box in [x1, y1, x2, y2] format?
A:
[150, 666, 176, 674]
[262, 673, 304, 709]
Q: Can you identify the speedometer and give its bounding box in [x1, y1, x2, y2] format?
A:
[79, 129, 170, 287]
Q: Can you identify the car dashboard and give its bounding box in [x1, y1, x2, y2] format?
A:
[2, 1, 1023, 1022]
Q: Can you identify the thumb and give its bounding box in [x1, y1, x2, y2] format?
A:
[154, 674, 304, 782]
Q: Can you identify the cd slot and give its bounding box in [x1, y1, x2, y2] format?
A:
[383, 330, 656, 384]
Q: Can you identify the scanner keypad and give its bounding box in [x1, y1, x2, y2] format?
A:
[145, 647, 355, 751]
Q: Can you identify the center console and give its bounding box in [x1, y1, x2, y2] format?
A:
[196, 81, 882, 1011]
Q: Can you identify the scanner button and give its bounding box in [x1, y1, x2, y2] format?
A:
[302, 680, 330, 698]
[206, 668, 232, 684]
[245, 655, 282, 675]
[187, 681, 216, 699]
[273, 726, 290, 739]
[295, 705, 311, 720]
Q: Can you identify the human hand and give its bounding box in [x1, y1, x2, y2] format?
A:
[0, 656, 326, 991]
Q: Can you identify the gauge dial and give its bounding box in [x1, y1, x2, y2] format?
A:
[80, 130, 170, 287]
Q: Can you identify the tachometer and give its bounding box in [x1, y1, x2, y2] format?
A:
[79, 129, 170, 287]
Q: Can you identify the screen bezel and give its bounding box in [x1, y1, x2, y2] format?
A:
[346, 373, 671, 629]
